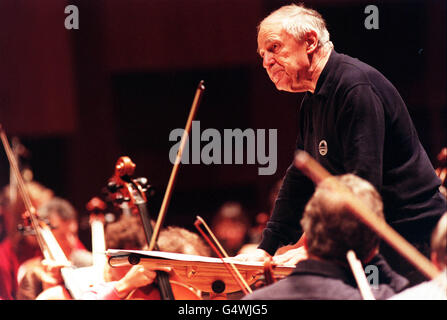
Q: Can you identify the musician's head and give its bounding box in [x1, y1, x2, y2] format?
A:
[158, 226, 211, 257]
[38, 197, 79, 252]
[430, 212, 447, 271]
[0, 181, 53, 241]
[1, 181, 54, 209]
[105, 215, 147, 250]
[301, 174, 384, 265]
[257, 3, 332, 93]
[212, 201, 250, 256]
[104, 215, 211, 281]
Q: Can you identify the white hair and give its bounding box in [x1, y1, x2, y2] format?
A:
[258, 3, 331, 47]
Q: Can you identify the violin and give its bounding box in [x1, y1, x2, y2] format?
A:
[105, 80, 289, 299]
[107, 249, 294, 295]
[0, 125, 77, 300]
[106, 156, 202, 300]
[105, 158, 295, 300]
[193, 216, 253, 297]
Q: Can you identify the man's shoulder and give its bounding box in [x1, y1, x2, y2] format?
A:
[389, 280, 447, 300]
[243, 264, 362, 300]
[332, 51, 390, 94]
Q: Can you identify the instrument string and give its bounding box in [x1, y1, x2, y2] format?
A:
[194, 216, 252, 295]
[0, 125, 49, 259]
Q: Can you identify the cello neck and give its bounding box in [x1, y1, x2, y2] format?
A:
[106, 156, 175, 300]
[134, 201, 174, 300]
[134, 202, 157, 249]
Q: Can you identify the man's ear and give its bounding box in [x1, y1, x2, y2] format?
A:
[305, 30, 319, 54]
[431, 251, 442, 271]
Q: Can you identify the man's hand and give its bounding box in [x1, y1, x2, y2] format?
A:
[114, 265, 172, 299]
[232, 248, 271, 262]
[272, 246, 308, 266]
[40, 259, 72, 290]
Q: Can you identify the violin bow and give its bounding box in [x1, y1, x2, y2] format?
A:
[86, 197, 108, 281]
[346, 250, 375, 300]
[0, 125, 51, 260]
[194, 215, 252, 295]
[148, 80, 205, 251]
[294, 150, 440, 280]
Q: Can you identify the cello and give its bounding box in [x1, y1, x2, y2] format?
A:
[106, 156, 202, 300]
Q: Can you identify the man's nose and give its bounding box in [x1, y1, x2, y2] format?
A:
[262, 52, 275, 69]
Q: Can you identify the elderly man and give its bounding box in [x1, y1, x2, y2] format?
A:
[237, 4, 446, 285]
[243, 174, 408, 300]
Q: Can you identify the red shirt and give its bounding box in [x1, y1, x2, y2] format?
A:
[0, 239, 19, 300]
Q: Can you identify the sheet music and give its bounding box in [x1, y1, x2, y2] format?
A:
[106, 249, 285, 268]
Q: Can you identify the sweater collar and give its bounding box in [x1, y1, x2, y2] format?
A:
[292, 254, 409, 292]
[311, 49, 340, 98]
[292, 258, 356, 286]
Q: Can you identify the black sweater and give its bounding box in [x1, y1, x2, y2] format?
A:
[243, 254, 409, 300]
[258, 50, 446, 255]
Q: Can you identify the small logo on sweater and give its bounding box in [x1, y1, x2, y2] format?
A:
[319, 140, 328, 156]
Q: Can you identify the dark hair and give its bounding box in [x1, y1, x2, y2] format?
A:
[158, 226, 211, 256]
[105, 215, 210, 256]
[105, 215, 147, 250]
[211, 201, 249, 228]
[38, 197, 77, 221]
[301, 174, 384, 263]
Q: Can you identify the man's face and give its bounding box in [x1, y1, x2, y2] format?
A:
[214, 220, 247, 252]
[257, 24, 310, 92]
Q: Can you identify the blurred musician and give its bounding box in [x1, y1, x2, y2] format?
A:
[390, 213, 447, 300]
[82, 215, 210, 299]
[0, 206, 19, 300]
[243, 174, 408, 300]
[211, 202, 250, 257]
[16, 197, 92, 299]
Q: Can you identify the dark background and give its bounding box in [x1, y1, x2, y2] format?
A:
[0, 0, 445, 248]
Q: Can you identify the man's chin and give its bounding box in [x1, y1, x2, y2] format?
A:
[274, 82, 293, 92]
[275, 82, 305, 93]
